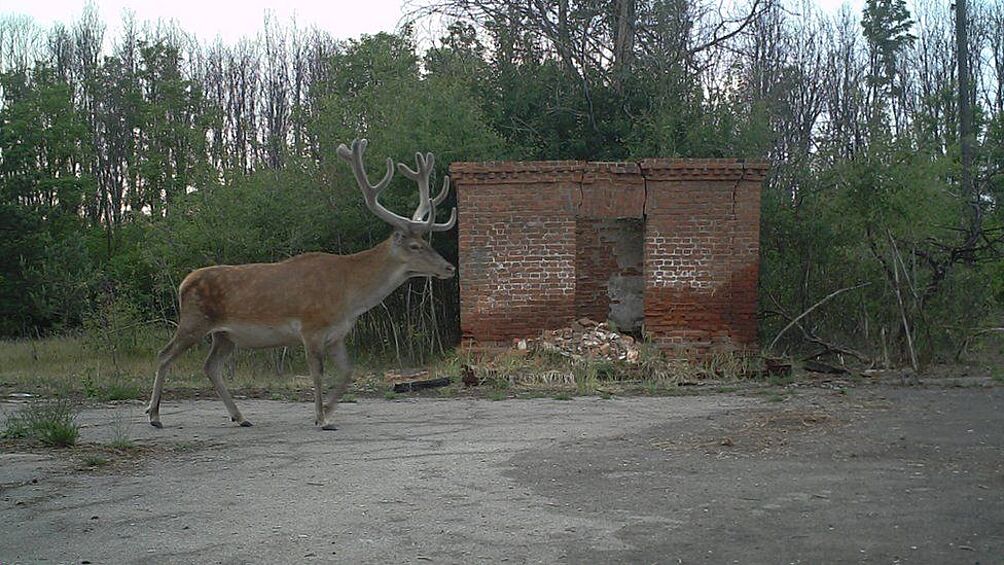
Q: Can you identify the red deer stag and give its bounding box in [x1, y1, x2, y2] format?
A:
[147, 139, 456, 430]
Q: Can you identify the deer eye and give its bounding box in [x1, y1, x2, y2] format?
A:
[409, 243, 422, 251]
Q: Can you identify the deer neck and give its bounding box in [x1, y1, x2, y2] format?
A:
[345, 237, 410, 317]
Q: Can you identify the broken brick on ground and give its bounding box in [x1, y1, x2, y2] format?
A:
[517, 318, 642, 364]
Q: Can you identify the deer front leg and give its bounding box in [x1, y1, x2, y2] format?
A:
[321, 340, 353, 422]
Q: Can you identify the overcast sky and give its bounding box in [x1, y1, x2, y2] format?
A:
[0, 0, 410, 43]
[1, 0, 865, 45]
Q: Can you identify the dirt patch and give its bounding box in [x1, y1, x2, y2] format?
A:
[651, 392, 854, 456]
[651, 410, 838, 456]
[0, 439, 212, 497]
[507, 386, 1003, 563]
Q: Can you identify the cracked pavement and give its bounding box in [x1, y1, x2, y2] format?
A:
[1, 386, 1002, 564]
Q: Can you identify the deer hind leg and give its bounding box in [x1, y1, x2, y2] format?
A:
[204, 332, 250, 427]
[322, 340, 353, 421]
[304, 344, 332, 429]
[148, 330, 201, 428]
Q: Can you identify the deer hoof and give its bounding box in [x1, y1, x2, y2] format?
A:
[231, 416, 252, 427]
[321, 423, 338, 431]
[149, 420, 163, 429]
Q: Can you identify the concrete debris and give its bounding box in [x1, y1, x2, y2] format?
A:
[520, 318, 642, 363]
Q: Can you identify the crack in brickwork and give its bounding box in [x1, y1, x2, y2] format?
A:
[451, 159, 767, 357]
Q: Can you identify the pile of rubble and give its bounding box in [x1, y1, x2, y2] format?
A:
[518, 318, 642, 363]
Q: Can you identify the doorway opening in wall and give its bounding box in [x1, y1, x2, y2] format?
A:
[574, 217, 645, 338]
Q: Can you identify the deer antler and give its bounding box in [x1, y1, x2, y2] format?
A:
[397, 152, 456, 233]
[337, 139, 410, 233]
[338, 139, 456, 234]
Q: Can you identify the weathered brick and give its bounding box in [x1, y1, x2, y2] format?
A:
[451, 159, 766, 355]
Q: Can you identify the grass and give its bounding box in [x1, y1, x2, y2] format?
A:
[643, 379, 662, 396]
[383, 391, 399, 400]
[81, 454, 110, 467]
[436, 385, 459, 398]
[83, 376, 142, 401]
[0, 330, 832, 405]
[0, 331, 298, 397]
[426, 345, 777, 400]
[106, 409, 137, 450]
[991, 367, 1004, 384]
[553, 392, 572, 401]
[699, 350, 763, 380]
[768, 373, 795, 387]
[2, 399, 80, 447]
[0, 329, 424, 402]
[573, 361, 600, 394]
[108, 437, 137, 450]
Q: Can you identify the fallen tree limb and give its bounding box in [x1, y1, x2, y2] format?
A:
[799, 332, 873, 365]
[956, 327, 1004, 361]
[767, 282, 871, 354]
[767, 294, 872, 365]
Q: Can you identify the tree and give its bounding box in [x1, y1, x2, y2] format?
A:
[861, 0, 915, 125]
[0, 66, 95, 333]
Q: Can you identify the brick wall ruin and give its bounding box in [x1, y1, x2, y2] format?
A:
[450, 159, 768, 356]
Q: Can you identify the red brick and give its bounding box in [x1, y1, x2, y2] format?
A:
[451, 159, 766, 355]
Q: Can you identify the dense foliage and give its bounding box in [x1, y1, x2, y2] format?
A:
[0, 0, 1001, 366]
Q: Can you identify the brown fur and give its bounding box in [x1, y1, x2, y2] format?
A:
[149, 138, 456, 430]
[147, 233, 454, 429]
[181, 249, 380, 333]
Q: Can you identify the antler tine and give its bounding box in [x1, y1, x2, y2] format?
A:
[343, 139, 395, 193]
[432, 175, 450, 206]
[430, 206, 456, 232]
[426, 173, 456, 231]
[397, 152, 434, 179]
[398, 152, 437, 223]
[337, 138, 412, 232]
[405, 157, 455, 232]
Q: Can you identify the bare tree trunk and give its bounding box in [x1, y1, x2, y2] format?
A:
[888, 232, 919, 372]
[955, 0, 978, 244]
[612, 0, 635, 92]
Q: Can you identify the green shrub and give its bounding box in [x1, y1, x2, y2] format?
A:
[3, 399, 80, 447]
[82, 375, 142, 401]
[81, 290, 151, 376]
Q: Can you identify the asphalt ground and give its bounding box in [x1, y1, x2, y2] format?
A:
[1, 385, 1001, 564]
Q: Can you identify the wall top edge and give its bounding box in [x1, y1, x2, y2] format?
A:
[450, 159, 769, 180]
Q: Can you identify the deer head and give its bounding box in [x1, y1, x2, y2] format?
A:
[337, 138, 456, 280]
